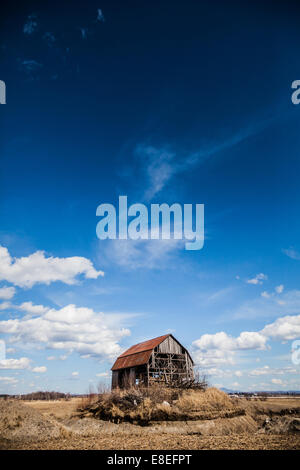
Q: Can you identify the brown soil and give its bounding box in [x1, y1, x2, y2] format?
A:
[1, 433, 300, 450]
[0, 395, 300, 450]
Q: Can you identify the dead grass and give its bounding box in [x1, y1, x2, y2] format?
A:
[1, 393, 300, 450]
[176, 387, 234, 412]
[79, 386, 244, 423]
[24, 398, 81, 420]
[0, 400, 68, 442]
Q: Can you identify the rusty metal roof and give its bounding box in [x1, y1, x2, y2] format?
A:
[111, 334, 170, 371]
[111, 334, 194, 371]
[111, 350, 153, 371]
[118, 334, 170, 357]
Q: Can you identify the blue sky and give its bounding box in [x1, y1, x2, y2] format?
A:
[1, 1, 300, 394]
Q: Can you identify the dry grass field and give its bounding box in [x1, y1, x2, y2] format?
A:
[22, 397, 83, 419]
[1, 389, 300, 450]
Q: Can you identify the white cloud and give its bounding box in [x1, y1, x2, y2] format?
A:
[204, 367, 229, 377]
[71, 371, 79, 376]
[247, 273, 268, 285]
[80, 28, 88, 39]
[18, 59, 43, 78]
[0, 301, 49, 315]
[0, 376, 18, 384]
[136, 143, 226, 200]
[249, 366, 297, 377]
[0, 357, 31, 370]
[43, 32, 56, 47]
[261, 291, 270, 298]
[271, 378, 283, 385]
[261, 314, 300, 341]
[192, 348, 236, 367]
[23, 14, 38, 35]
[0, 302, 11, 311]
[193, 309, 300, 369]
[193, 331, 267, 352]
[136, 146, 178, 200]
[205, 368, 243, 378]
[0, 304, 131, 360]
[47, 355, 68, 361]
[207, 287, 234, 302]
[1, 338, 6, 361]
[96, 9, 105, 22]
[0, 300, 50, 315]
[135, 121, 271, 200]
[192, 330, 266, 367]
[275, 285, 284, 294]
[283, 247, 300, 260]
[96, 371, 109, 377]
[249, 366, 270, 376]
[101, 237, 183, 270]
[0, 245, 104, 288]
[18, 302, 49, 315]
[230, 289, 300, 321]
[32, 366, 47, 373]
[235, 331, 268, 350]
[0, 287, 16, 300]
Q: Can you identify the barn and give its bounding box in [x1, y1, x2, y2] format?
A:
[111, 334, 194, 389]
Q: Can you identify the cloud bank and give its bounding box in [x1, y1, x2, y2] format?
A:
[0, 304, 130, 360]
[0, 245, 104, 287]
[192, 313, 300, 367]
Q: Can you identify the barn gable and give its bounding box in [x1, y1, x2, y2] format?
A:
[111, 334, 194, 389]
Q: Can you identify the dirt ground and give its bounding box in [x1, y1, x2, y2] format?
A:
[2, 432, 300, 450]
[1, 396, 300, 450]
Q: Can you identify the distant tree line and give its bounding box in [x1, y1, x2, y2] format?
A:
[13, 391, 71, 401]
[229, 391, 300, 398]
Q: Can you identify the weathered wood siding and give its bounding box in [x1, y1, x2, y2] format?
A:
[111, 370, 119, 389]
[157, 336, 183, 354]
[129, 367, 136, 384]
